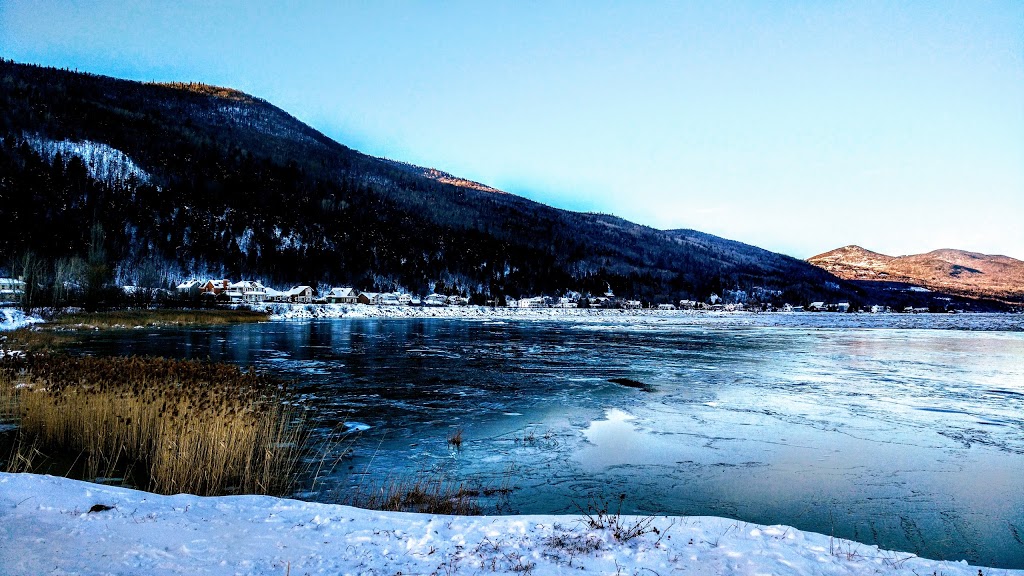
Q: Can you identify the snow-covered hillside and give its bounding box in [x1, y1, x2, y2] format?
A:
[0, 473, 1010, 576]
[25, 135, 152, 185]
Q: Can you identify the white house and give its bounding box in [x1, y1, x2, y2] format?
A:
[657, 303, 676, 310]
[808, 302, 826, 311]
[447, 295, 469, 306]
[175, 279, 203, 296]
[380, 293, 401, 306]
[518, 296, 546, 308]
[264, 287, 288, 302]
[837, 302, 851, 313]
[423, 294, 448, 307]
[624, 300, 642, 310]
[228, 281, 267, 303]
[326, 287, 358, 304]
[0, 277, 26, 303]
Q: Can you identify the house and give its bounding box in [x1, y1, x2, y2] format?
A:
[264, 287, 288, 302]
[657, 303, 676, 310]
[175, 279, 203, 296]
[286, 286, 314, 304]
[202, 280, 231, 296]
[423, 293, 448, 307]
[870, 305, 888, 313]
[228, 281, 267, 303]
[326, 287, 358, 304]
[782, 303, 794, 312]
[517, 296, 546, 308]
[837, 302, 851, 313]
[380, 293, 401, 306]
[678, 300, 697, 310]
[624, 300, 642, 310]
[447, 295, 470, 306]
[0, 277, 26, 303]
[708, 293, 721, 305]
[358, 292, 381, 305]
[396, 293, 412, 305]
[808, 302, 826, 311]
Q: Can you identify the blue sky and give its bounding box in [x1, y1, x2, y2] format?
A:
[2, 1, 1022, 259]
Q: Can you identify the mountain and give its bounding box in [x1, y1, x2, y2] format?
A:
[808, 245, 1024, 304]
[0, 59, 885, 306]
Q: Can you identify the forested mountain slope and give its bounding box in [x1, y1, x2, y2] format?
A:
[0, 59, 867, 304]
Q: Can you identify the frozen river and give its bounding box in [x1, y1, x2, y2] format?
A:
[70, 312, 1024, 568]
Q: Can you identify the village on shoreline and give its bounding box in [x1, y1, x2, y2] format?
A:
[172, 278, 923, 314]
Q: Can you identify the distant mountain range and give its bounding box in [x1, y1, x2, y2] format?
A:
[0, 59, 1010, 310]
[808, 246, 1024, 304]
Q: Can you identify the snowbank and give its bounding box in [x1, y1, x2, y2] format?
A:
[0, 307, 43, 331]
[0, 473, 1009, 576]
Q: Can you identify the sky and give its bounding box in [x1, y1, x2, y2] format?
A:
[2, 1, 1022, 260]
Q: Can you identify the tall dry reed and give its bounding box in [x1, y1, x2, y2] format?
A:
[0, 354, 305, 496]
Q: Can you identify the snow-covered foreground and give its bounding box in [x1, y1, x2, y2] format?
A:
[1, 473, 1013, 576]
[0, 308, 42, 331]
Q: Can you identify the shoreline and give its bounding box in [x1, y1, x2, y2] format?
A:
[264, 303, 1024, 331]
[0, 472, 1014, 575]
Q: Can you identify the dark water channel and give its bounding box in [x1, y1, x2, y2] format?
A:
[65, 315, 1024, 568]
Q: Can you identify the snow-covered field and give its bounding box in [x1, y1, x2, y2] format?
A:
[0, 308, 43, 331]
[0, 473, 1012, 576]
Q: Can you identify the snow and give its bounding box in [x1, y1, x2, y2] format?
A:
[25, 135, 152, 185]
[0, 473, 1010, 576]
[0, 308, 43, 331]
[264, 304, 1024, 331]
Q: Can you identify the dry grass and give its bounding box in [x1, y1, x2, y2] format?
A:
[0, 354, 305, 496]
[0, 328, 77, 353]
[0, 309, 269, 354]
[51, 309, 269, 329]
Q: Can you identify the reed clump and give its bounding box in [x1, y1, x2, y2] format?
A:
[348, 475, 482, 515]
[0, 353, 304, 496]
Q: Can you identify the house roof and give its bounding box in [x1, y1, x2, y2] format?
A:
[286, 286, 313, 296]
[329, 287, 356, 297]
